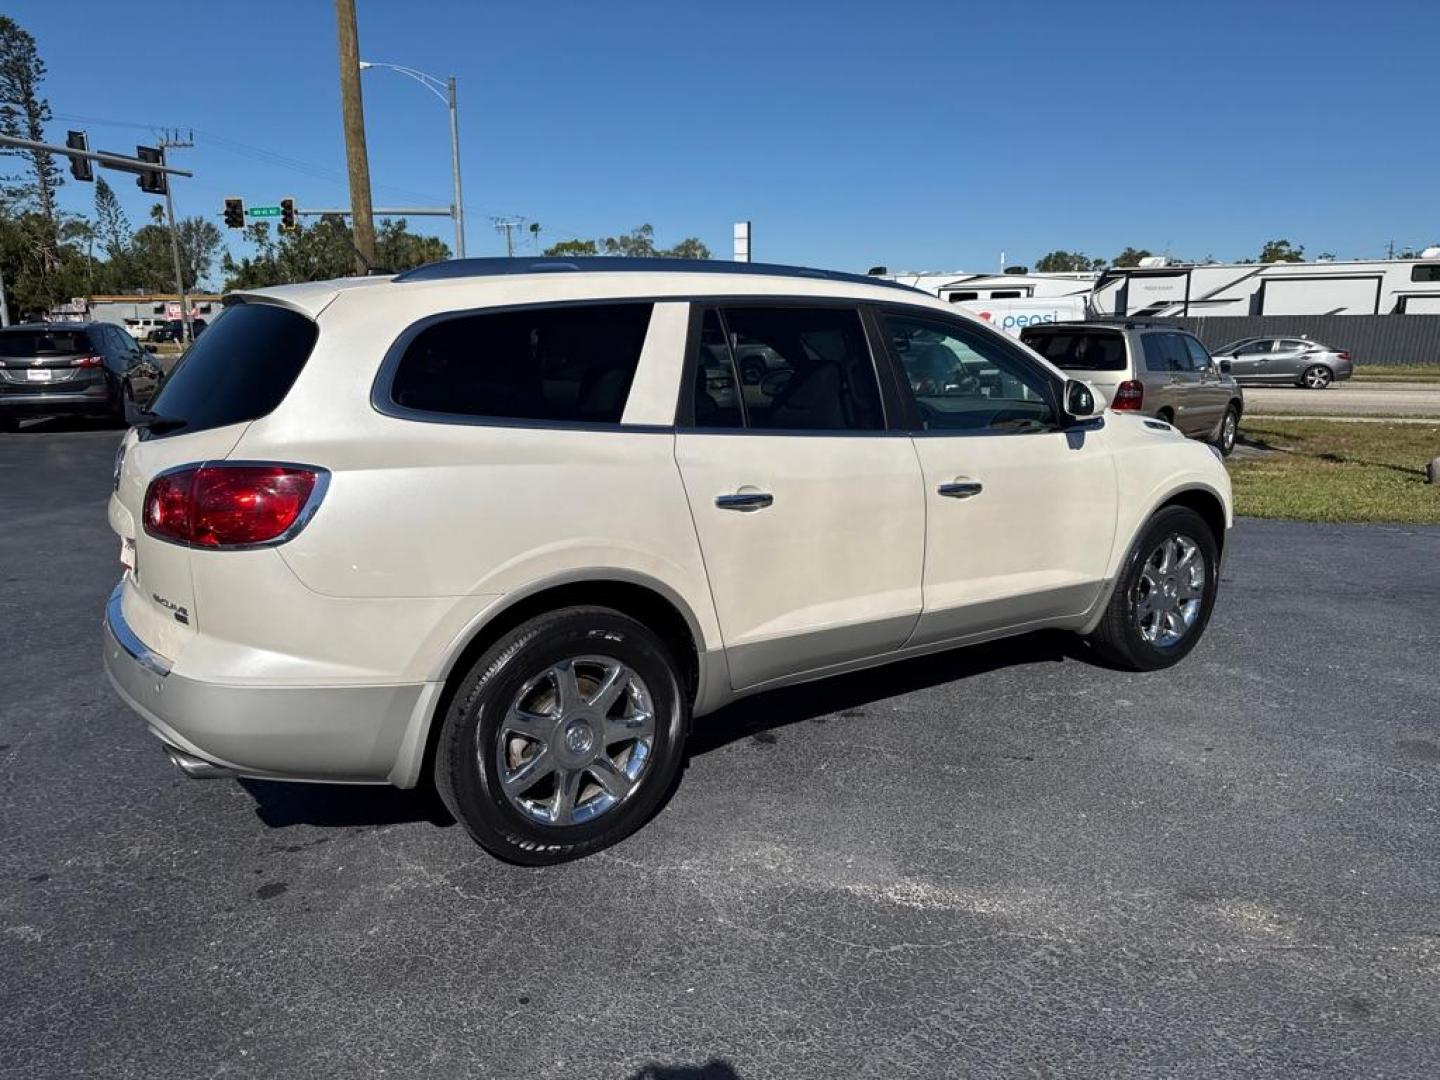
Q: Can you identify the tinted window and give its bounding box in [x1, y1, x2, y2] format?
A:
[1141, 333, 1191, 372]
[707, 306, 882, 431]
[1412, 265, 1440, 282]
[946, 291, 979, 302]
[1240, 339, 1274, 354]
[389, 303, 652, 424]
[1181, 335, 1212, 370]
[147, 303, 318, 437]
[1021, 328, 1127, 371]
[989, 290, 1022, 299]
[1278, 339, 1310, 351]
[692, 310, 744, 428]
[0, 328, 96, 357]
[887, 313, 1055, 432]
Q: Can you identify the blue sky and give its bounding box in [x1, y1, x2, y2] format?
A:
[11, 0, 1439, 282]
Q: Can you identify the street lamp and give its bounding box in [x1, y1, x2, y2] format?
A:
[359, 60, 466, 258]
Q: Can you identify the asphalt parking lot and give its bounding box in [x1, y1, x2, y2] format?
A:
[2, 422, 1438, 1079]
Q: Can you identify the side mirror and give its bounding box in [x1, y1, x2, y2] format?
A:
[1063, 379, 1101, 421]
[1219, 359, 1232, 374]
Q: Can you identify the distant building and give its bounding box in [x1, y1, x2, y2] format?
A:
[49, 294, 224, 326]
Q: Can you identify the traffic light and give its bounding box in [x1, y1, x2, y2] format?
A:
[65, 131, 93, 182]
[223, 197, 245, 229]
[279, 197, 297, 233]
[135, 145, 167, 195]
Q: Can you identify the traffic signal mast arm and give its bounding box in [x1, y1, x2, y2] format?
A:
[0, 133, 193, 179]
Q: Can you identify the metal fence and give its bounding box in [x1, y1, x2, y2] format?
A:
[1152, 315, 1440, 366]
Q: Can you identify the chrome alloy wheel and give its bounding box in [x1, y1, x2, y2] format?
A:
[1220, 410, 1237, 452]
[1133, 534, 1206, 649]
[1303, 365, 1332, 389]
[489, 656, 655, 827]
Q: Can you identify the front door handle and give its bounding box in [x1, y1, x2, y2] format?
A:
[715, 491, 774, 511]
[937, 481, 983, 499]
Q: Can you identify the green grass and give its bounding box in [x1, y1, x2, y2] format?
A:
[1353, 364, 1440, 383]
[1229, 419, 1440, 523]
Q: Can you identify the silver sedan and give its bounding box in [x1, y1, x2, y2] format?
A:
[1213, 337, 1354, 389]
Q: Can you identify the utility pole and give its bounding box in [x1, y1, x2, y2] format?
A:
[157, 131, 194, 345]
[335, 0, 376, 274]
[447, 76, 465, 258]
[493, 217, 525, 257]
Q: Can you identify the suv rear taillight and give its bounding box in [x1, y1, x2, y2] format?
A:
[1111, 380, 1144, 410]
[70, 354, 104, 368]
[143, 464, 326, 548]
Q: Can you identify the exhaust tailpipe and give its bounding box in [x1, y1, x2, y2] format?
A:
[164, 745, 237, 780]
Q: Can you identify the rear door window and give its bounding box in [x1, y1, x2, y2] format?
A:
[1023, 329, 1127, 372]
[387, 302, 653, 425]
[702, 306, 883, 432]
[1141, 333, 1191, 372]
[146, 302, 318, 437]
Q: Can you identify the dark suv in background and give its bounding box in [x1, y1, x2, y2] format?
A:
[0, 323, 164, 432]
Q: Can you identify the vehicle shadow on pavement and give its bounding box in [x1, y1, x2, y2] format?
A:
[233, 630, 1080, 833]
[688, 629, 1080, 757]
[627, 1060, 742, 1080]
[238, 777, 456, 830]
[6, 416, 123, 435]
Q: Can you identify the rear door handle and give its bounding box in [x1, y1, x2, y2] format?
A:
[937, 481, 983, 499]
[715, 491, 774, 511]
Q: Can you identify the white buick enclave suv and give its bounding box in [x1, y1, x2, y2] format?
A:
[103, 259, 1232, 863]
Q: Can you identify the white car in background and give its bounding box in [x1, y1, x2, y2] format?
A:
[104, 259, 1232, 864]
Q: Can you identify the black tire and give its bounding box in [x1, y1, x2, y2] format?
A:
[1083, 505, 1220, 671]
[1301, 364, 1332, 390]
[1156, 408, 1175, 426]
[113, 384, 137, 429]
[435, 606, 689, 865]
[1212, 404, 1239, 456]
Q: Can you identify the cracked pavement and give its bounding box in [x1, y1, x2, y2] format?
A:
[2, 422, 1438, 1078]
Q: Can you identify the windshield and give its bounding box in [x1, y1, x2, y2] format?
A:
[1021, 328, 1127, 372]
[0, 329, 95, 357]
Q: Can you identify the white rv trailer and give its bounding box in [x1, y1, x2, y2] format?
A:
[883, 270, 1097, 305]
[1090, 251, 1440, 319]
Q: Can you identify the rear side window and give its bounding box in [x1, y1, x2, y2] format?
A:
[388, 303, 653, 425]
[147, 303, 317, 437]
[1022, 328, 1127, 371]
[1141, 333, 1191, 372]
[0, 329, 96, 356]
[691, 306, 883, 432]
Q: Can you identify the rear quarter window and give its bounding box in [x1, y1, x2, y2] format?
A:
[146, 302, 318, 438]
[384, 302, 654, 425]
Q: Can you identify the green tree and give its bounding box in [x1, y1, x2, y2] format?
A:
[221, 217, 449, 290]
[1110, 247, 1153, 267]
[1259, 238, 1304, 263]
[543, 238, 599, 257]
[543, 224, 708, 260]
[1034, 250, 1105, 273]
[126, 204, 223, 291]
[0, 16, 61, 224]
